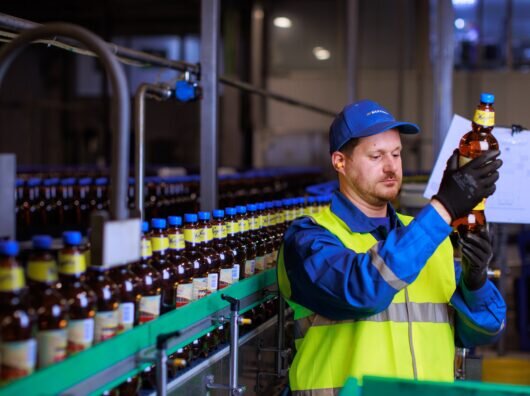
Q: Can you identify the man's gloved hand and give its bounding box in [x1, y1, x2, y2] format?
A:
[460, 229, 493, 290]
[433, 149, 502, 221]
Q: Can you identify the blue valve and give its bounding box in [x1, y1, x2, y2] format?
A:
[174, 80, 202, 102]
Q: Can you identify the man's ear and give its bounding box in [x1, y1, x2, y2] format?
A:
[331, 151, 346, 175]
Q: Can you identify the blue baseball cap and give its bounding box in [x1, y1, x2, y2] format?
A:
[329, 100, 419, 153]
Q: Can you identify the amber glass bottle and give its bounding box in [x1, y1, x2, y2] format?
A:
[256, 203, 275, 270]
[132, 221, 162, 324]
[27, 235, 68, 368]
[224, 207, 246, 282]
[0, 241, 37, 383]
[247, 204, 267, 274]
[211, 209, 236, 289]
[109, 263, 141, 334]
[167, 216, 193, 308]
[236, 206, 256, 278]
[453, 92, 499, 235]
[150, 218, 177, 313]
[58, 231, 97, 355]
[183, 214, 209, 300]
[86, 266, 120, 344]
[198, 212, 220, 294]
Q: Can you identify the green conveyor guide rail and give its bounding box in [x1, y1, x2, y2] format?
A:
[0, 269, 278, 396]
[340, 376, 530, 396]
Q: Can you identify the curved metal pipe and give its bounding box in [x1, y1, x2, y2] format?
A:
[0, 22, 130, 220]
[134, 83, 172, 220]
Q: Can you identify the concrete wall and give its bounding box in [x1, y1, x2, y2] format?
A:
[260, 69, 530, 173]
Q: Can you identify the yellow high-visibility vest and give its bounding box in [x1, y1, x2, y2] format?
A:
[278, 207, 456, 395]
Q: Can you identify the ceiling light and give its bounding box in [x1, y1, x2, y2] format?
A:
[313, 46, 330, 60]
[454, 18, 465, 29]
[274, 17, 292, 29]
[452, 0, 475, 6]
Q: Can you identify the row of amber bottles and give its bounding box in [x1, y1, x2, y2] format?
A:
[16, 167, 324, 241]
[0, 195, 332, 384]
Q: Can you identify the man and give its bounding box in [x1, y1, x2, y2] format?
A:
[278, 99, 506, 394]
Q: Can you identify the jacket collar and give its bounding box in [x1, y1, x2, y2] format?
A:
[329, 190, 401, 236]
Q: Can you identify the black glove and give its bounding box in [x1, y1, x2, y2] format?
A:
[433, 149, 502, 221]
[460, 229, 492, 290]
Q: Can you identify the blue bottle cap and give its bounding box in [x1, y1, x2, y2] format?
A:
[480, 92, 495, 104]
[63, 231, 82, 246]
[184, 213, 198, 223]
[32, 235, 53, 250]
[0, 240, 19, 256]
[265, 202, 273, 209]
[225, 207, 237, 216]
[151, 218, 166, 229]
[213, 209, 224, 218]
[308, 196, 316, 204]
[198, 211, 211, 221]
[44, 178, 59, 186]
[274, 200, 283, 208]
[79, 177, 92, 186]
[142, 221, 149, 233]
[16, 178, 24, 187]
[95, 177, 108, 186]
[236, 206, 247, 214]
[61, 178, 75, 186]
[167, 216, 182, 226]
[246, 204, 257, 212]
[27, 177, 41, 187]
[282, 198, 291, 206]
[257, 203, 266, 211]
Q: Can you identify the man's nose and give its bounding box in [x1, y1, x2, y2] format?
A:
[383, 155, 399, 173]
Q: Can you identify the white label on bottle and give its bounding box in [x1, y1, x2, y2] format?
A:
[468, 213, 476, 224]
[245, 259, 256, 276]
[255, 255, 266, 272]
[265, 253, 275, 269]
[67, 318, 94, 354]
[94, 310, 119, 343]
[176, 283, 193, 307]
[0, 339, 37, 377]
[37, 328, 67, 368]
[207, 273, 219, 293]
[139, 295, 161, 324]
[232, 264, 240, 283]
[192, 277, 208, 300]
[219, 268, 234, 289]
[118, 302, 135, 333]
[479, 141, 489, 151]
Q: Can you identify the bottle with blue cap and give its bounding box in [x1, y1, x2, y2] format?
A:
[0, 240, 37, 381]
[90, 177, 109, 212]
[166, 216, 193, 308]
[149, 218, 177, 313]
[454, 92, 499, 235]
[236, 206, 257, 278]
[57, 178, 75, 231]
[27, 235, 69, 368]
[247, 204, 267, 274]
[224, 207, 247, 282]
[182, 214, 210, 300]
[108, 262, 142, 333]
[197, 212, 221, 294]
[211, 209, 237, 288]
[86, 260, 120, 344]
[256, 202, 276, 270]
[131, 221, 162, 324]
[75, 178, 92, 230]
[57, 231, 97, 355]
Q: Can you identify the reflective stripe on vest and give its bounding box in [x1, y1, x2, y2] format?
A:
[278, 206, 456, 393]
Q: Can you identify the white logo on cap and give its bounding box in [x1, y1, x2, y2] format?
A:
[367, 110, 389, 116]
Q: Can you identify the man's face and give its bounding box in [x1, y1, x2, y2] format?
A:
[338, 129, 403, 207]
